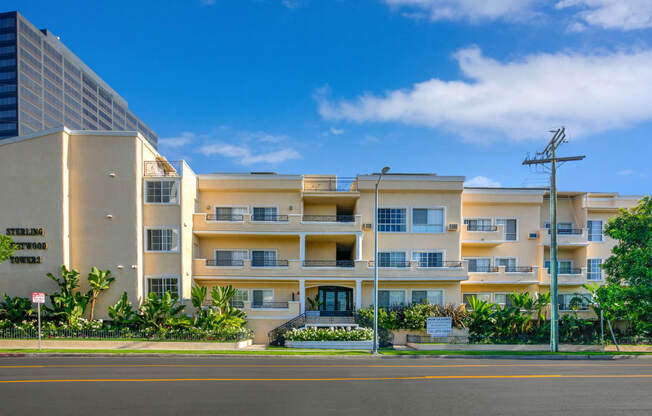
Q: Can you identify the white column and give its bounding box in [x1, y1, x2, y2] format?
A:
[299, 233, 306, 262]
[299, 279, 305, 314]
[356, 233, 363, 261]
[355, 279, 362, 310]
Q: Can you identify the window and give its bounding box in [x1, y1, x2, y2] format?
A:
[494, 293, 514, 307]
[464, 218, 492, 231]
[466, 258, 492, 272]
[412, 208, 444, 233]
[463, 293, 491, 309]
[231, 289, 248, 308]
[378, 208, 406, 232]
[251, 250, 277, 267]
[215, 206, 247, 221]
[496, 218, 517, 241]
[557, 222, 573, 234]
[495, 257, 516, 271]
[215, 250, 248, 266]
[378, 290, 406, 308]
[146, 228, 178, 252]
[587, 220, 603, 242]
[412, 251, 443, 267]
[147, 276, 179, 298]
[545, 260, 573, 274]
[411, 290, 443, 306]
[558, 294, 589, 311]
[252, 289, 273, 307]
[252, 206, 278, 221]
[378, 251, 407, 267]
[587, 259, 603, 281]
[145, 180, 178, 204]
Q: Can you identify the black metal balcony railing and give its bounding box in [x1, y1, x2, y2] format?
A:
[505, 266, 534, 273]
[302, 215, 356, 223]
[206, 259, 245, 267]
[303, 260, 355, 268]
[206, 214, 245, 222]
[368, 261, 411, 268]
[548, 228, 584, 235]
[252, 301, 289, 309]
[418, 261, 464, 268]
[303, 177, 358, 192]
[251, 259, 289, 267]
[143, 160, 182, 177]
[466, 224, 498, 232]
[468, 266, 500, 273]
[251, 214, 289, 222]
[559, 268, 583, 275]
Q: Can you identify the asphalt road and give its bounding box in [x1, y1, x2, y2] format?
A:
[0, 356, 650, 416]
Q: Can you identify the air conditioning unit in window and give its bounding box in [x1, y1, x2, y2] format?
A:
[362, 223, 373, 230]
[447, 223, 458, 232]
[528, 232, 538, 240]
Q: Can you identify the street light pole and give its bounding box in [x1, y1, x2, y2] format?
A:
[373, 166, 390, 354]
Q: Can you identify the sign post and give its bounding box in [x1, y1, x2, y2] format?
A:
[31, 292, 45, 351]
[426, 317, 453, 338]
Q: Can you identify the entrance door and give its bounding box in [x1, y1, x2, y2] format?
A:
[318, 286, 353, 316]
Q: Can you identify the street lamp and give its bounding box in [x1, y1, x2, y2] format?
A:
[373, 166, 390, 354]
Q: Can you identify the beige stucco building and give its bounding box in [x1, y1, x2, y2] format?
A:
[0, 129, 643, 342]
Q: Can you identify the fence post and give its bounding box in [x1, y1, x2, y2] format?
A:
[600, 309, 605, 353]
[37, 303, 41, 351]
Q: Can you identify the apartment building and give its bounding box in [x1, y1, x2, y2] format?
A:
[0, 11, 157, 146]
[0, 129, 642, 342]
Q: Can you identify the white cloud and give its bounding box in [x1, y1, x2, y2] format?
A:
[556, 0, 652, 31]
[329, 127, 344, 135]
[200, 0, 215, 6]
[383, 0, 539, 22]
[282, 0, 304, 9]
[616, 169, 635, 175]
[159, 132, 194, 147]
[317, 46, 652, 141]
[199, 144, 300, 165]
[465, 176, 502, 187]
[194, 129, 301, 165]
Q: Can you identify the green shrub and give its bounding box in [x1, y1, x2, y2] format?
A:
[285, 327, 373, 341]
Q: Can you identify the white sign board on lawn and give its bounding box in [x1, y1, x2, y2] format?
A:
[31, 292, 45, 303]
[426, 317, 452, 337]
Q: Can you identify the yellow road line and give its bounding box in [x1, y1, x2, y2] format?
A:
[1, 363, 651, 369]
[0, 374, 651, 383]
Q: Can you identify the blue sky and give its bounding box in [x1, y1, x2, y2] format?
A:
[11, 0, 652, 194]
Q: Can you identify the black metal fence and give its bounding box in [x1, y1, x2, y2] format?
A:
[206, 259, 244, 267]
[302, 215, 356, 223]
[251, 302, 289, 309]
[251, 259, 289, 267]
[251, 214, 289, 222]
[206, 214, 245, 221]
[303, 260, 355, 268]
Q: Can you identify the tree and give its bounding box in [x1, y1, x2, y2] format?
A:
[599, 196, 652, 336]
[46, 266, 89, 326]
[0, 235, 14, 264]
[107, 292, 135, 328]
[87, 267, 115, 321]
[137, 291, 185, 332]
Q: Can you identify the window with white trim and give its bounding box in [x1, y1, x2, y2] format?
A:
[147, 276, 179, 298]
[145, 180, 178, 204]
[231, 289, 249, 308]
[378, 208, 406, 232]
[215, 206, 248, 221]
[411, 290, 443, 306]
[215, 250, 248, 266]
[252, 289, 273, 307]
[545, 260, 573, 274]
[146, 228, 178, 252]
[587, 220, 603, 242]
[378, 290, 406, 308]
[496, 218, 517, 241]
[412, 208, 444, 233]
[463, 293, 491, 309]
[251, 250, 277, 267]
[464, 218, 492, 231]
[378, 251, 407, 267]
[252, 207, 278, 221]
[587, 259, 603, 281]
[495, 257, 516, 271]
[494, 293, 514, 307]
[412, 251, 443, 267]
[558, 293, 590, 311]
[466, 258, 491, 272]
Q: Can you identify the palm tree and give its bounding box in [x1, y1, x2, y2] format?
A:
[87, 267, 115, 321]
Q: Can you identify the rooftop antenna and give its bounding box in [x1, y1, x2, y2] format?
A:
[522, 127, 585, 353]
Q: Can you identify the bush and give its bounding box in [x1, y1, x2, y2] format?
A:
[285, 327, 373, 341]
[355, 303, 467, 331]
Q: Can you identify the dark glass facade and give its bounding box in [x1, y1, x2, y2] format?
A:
[0, 11, 157, 148]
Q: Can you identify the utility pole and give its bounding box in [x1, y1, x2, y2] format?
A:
[523, 127, 584, 352]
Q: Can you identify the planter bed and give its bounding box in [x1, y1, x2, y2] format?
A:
[0, 339, 253, 350]
[285, 340, 372, 349]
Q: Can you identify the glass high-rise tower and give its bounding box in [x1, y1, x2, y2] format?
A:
[0, 11, 157, 148]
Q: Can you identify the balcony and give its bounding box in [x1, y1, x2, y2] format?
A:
[193, 213, 361, 234]
[541, 228, 588, 248]
[539, 267, 588, 285]
[303, 176, 358, 192]
[461, 224, 505, 247]
[465, 265, 538, 284]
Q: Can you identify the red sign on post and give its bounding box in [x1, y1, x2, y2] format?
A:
[32, 292, 45, 304]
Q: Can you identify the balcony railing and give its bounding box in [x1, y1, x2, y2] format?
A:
[466, 224, 498, 232]
[368, 261, 411, 268]
[251, 259, 289, 267]
[505, 266, 534, 273]
[303, 260, 355, 268]
[548, 228, 584, 235]
[302, 215, 355, 223]
[303, 176, 358, 192]
[419, 261, 464, 268]
[143, 160, 182, 177]
[252, 301, 289, 309]
[468, 266, 500, 273]
[206, 214, 245, 222]
[206, 259, 244, 267]
[251, 214, 289, 222]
